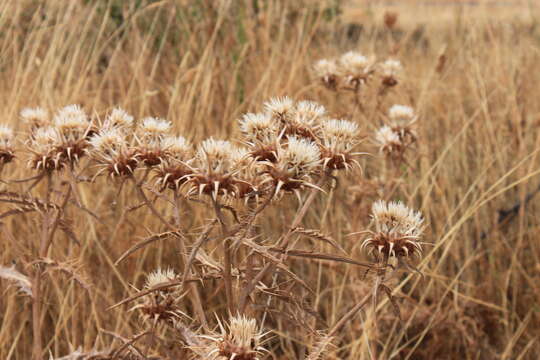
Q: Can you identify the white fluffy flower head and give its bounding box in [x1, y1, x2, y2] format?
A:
[279, 136, 321, 176]
[389, 104, 415, 123]
[161, 135, 192, 160]
[227, 315, 262, 350]
[32, 127, 60, 150]
[0, 125, 14, 147]
[381, 59, 402, 77]
[104, 108, 134, 130]
[293, 100, 326, 125]
[21, 107, 48, 127]
[53, 105, 89, 139]
[239, 112, 277, 144]
[197, 138, 236, 173]
[375, 126, 400, 147]
[264, 96, 295, 121]
[314, 59, 338, 79]
[340, 51, 374, 76]
[321, 119, 359, 143]
[141, 117, 172, 136]
[89, 128, 126, 156]
[372, 200, 424, 237]
[144, 268, 177, 289]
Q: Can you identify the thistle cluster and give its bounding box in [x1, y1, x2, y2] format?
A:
[375, 104, 417, 162]
[313, 51, 402, 92]
[22, 105, 92, 171]
[361, 200, 424, 260]
[239, 97, 363, 199]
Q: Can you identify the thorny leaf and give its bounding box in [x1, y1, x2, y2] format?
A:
[243, 239, 314, 294]
[114, 230, 183, 265]
[292, 227, 346, 253]
[270, 248, 372, 268]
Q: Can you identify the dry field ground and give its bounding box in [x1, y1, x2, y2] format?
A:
[0, 0, 539, 359]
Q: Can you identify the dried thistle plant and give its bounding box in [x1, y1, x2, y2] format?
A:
[130, 268, 187, 325]
[195, 315, 267, 360]
[375, 104, 418, 165]
[362, 200, 425, 262]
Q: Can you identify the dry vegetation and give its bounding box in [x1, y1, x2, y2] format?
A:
[0, 0, 539, 359]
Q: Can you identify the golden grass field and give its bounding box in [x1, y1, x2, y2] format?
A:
[0, 0, 539, 359]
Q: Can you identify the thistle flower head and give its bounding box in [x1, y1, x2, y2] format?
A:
[0, 124, 15, 164]
[50, 105, 91, 165]
[294, 100, 326, 124]
[89, 128, 137, 178]
[197, 138, 236, 174]
[135, 117, 172, 166]
[27, 126, 63, 171]
[161, 135, 192, 160]
[381, 59, 402, 77]
[32, 127, 60, 150]
[339, 51, 375, 78]
[239, 112, 278, 146]
[362, 200, 424, 259]
[319, 119, 362, 170]
[89, 128, 126, 156]
[202, 315, 266, 360]
[321, 119, 359, 145]
[53, 105, 89, 140]
[144, 267, 177, 289]
[129, 268, 185, 325]
[388, 104, 415, 123]
[264, 96, 295, 123]
[188, 139, 246, 199]
[103, 107, 134, 131]
[154, 136, 194, 191]
[261, 136, 321, 197]
[0, 125, 14, 147]
[375, 125, 402, 157]
[21, 107, 48, 128]
[313, 59, 339, 89]
[278, 136, 321, 177]
[139, 117, 172, 140]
